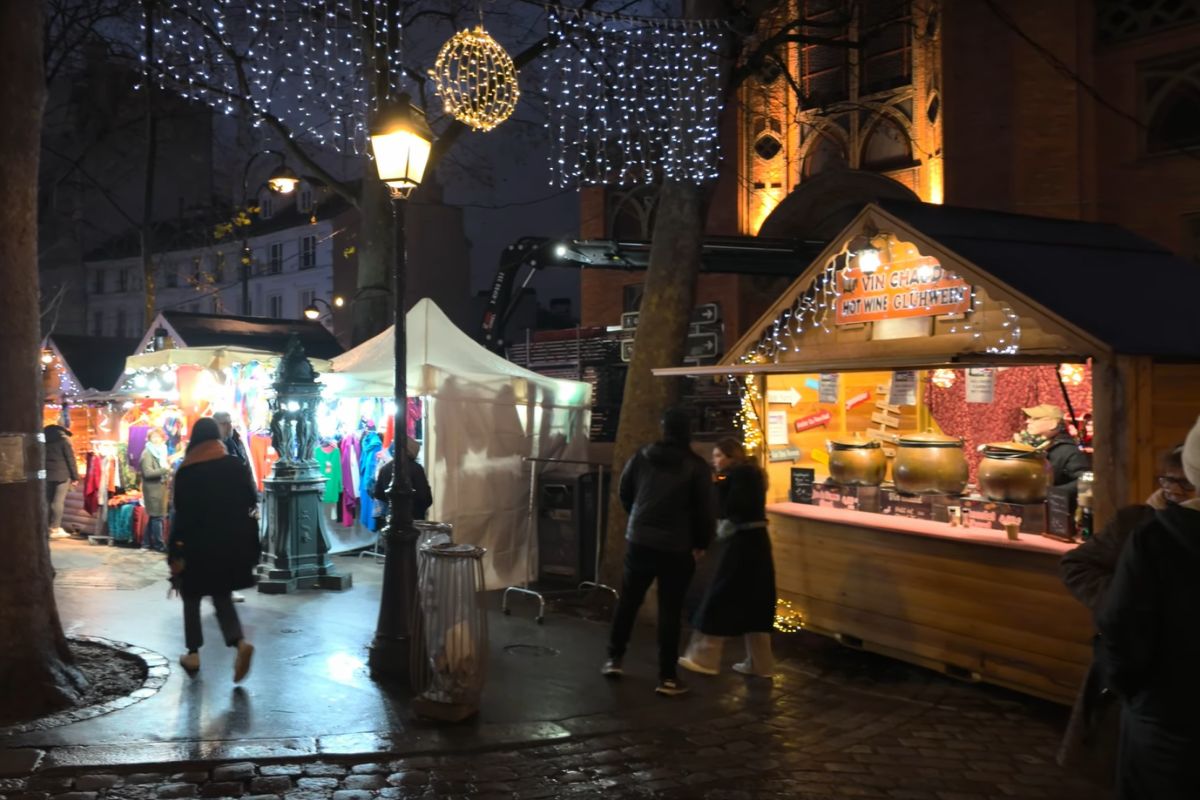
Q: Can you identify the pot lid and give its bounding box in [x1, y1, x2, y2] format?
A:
[898, 429, 963, 448]
[981, 441, 1045, 458]
[828, 434, 881, 449]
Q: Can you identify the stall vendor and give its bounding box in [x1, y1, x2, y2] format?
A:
[1021, 404, 1091, 488]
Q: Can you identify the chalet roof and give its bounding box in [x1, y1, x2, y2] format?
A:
[157, 311, 344, 360]
[49, 334, 140, 392]
[878, 200, 1200, 358]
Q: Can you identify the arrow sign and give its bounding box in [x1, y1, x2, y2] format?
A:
[685, 332, 719, 360]
[767, 388, 802, 406]
[794, 410, 833, 432]
[691, 303, 720, 323]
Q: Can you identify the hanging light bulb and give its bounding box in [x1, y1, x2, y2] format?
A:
[1059, 363, 1086, 387]
[931, 369, 957, 389]
[856, 246, 881, 274]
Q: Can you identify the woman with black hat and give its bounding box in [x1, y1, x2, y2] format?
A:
[168, 416, 260, 682]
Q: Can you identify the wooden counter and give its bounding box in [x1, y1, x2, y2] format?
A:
[767, 502, 1092, 704]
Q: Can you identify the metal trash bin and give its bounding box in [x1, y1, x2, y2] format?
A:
[411, 542, 488, 722]
[414, 520, 452, 549]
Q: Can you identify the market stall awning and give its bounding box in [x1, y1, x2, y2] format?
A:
[328, 298, 591, 407]
[124, 346, 333, 374]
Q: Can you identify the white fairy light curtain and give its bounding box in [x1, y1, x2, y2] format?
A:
[541, 8, 724, 186]
[144, 0, 404, 154]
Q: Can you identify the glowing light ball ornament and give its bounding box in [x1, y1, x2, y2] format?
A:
[931, 369, 957, 389]
[1059, 363, 1086, 387]
[429, 26, 519, 132]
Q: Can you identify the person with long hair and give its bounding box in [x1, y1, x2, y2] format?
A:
[169, 417, 259, 681]
[679, 437, 777, 677]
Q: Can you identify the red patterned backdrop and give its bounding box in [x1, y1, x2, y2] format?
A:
[927, 364, 1092, 484]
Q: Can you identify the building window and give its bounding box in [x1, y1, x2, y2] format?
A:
[300, 288, 316, 312]
[118, 269, 129, 292]
[93, 269, 106, 294]
[298, 184, 313, 214]
[802, 132, 849, 179]
[260, 194, 273, 219]
[115, 309, 127, 337]
[798, 0, 851, 106]
[1098, 0, 1199, 43]
[92, 311, 104, 336]
[210, 296, 220, 313]
[164, 264, 178, 288]
[269, 243, 284, 274]
[268, 294, 284, 318]
[214, 252, 226, 283]
[859, 0, 913, 95]
[1143, 51, 1200, 154]
[300, 235, 316, 269]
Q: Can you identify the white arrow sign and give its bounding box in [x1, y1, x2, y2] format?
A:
[767, 388, 802, 406]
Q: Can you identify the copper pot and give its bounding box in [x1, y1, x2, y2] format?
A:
[977, 442, 1052, 503]
[894, 430, 968, 495]
[827, 436, 886, 486]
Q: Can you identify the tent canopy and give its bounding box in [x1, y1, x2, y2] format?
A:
[328, 298, 591, 408]
[124, 345, 333, 375]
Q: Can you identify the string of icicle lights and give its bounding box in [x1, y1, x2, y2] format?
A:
[141, 1, 404, 155]
[541, 7, 724, 187]
[727, 249, 1023, 395]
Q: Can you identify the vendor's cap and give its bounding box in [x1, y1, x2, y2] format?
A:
[1022, 404, 1063, 421]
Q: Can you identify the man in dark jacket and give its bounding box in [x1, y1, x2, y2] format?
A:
[604, 408, 715, 696]
[372, 439, 433, 526]
[43, 424, 78, 539]
[1098, 418, 1200, 798]
[1022, 404, 1090, 488]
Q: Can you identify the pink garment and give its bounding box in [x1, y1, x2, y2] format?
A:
[339, 434, 361, 527]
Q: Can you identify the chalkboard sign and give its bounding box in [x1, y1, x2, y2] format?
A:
[1046, 486, 1077, 542]
[790, 468, 815, 504]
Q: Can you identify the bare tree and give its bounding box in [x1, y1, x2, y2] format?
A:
[0, 0, 88, 723]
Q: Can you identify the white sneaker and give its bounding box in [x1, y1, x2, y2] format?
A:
[677, 656, 719, 676]
[180, 652, 200, 672]
[232, 592, 246, 603]
[49, 528, 71, 539]
[732, 660, 773, 678]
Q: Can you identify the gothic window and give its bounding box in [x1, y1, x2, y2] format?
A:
[859, 0, 913, 95]
[755, 134, 784, 160]
[802, 133, 848, 179]
[1143, 51, 1200, 154]
[1098, 0, 1200, 43]
[798, 0, 851, 106]
[861, 117, 913, 170]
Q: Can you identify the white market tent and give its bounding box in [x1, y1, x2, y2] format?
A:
[327, 298, 592, 588]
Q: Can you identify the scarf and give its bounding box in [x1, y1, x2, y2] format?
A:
[180, 439, 227, 469]
[145, 440, 168, 464]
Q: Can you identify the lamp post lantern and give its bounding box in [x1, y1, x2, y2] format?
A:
[239, 150, 298, 314]
[367, 94, 434, 683]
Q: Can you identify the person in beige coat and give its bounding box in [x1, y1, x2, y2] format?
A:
[139, 429, 170, 552]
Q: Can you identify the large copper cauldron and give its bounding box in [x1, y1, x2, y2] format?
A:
[827, 435, 887, 486]
[894, 430, 968, 495]
[977, 442, 1052, 504]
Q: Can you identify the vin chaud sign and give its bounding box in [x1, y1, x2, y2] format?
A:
[836, 256, 971, 326]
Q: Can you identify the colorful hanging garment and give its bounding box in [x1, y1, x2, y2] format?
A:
[339, 434, 361, 527]
[315, 443, 342, 504]
[358, 432, 383, 531]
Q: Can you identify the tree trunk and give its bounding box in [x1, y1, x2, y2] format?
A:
[0, 0, 87, 724]
[353, 170, 394, 345]
[141, 0, 159, 328]
[601, 180, 709, 587]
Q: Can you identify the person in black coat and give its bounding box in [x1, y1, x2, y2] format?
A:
[1057, 443, 1194, 785]
[43, 424, 78, 538]
[372, 439, 433, 527]
[604, 408, 715, 697]
[679, 437, 777, 678]
[1098, 417, 1200, 798]
[168, 417, 259, 682]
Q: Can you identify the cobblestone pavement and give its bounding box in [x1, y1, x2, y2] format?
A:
[0, 648, 1104, 800]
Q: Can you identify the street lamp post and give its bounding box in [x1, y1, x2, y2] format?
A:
[366, 95, 434, 683]
[239, 150, 300, 315]
[302, 296, 345, 321]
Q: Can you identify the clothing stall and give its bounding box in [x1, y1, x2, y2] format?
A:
[325, 299, 593, 588]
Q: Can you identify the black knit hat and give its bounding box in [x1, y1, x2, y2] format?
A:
[661, 407, 692, 446]
[187, 417, 222, 452]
